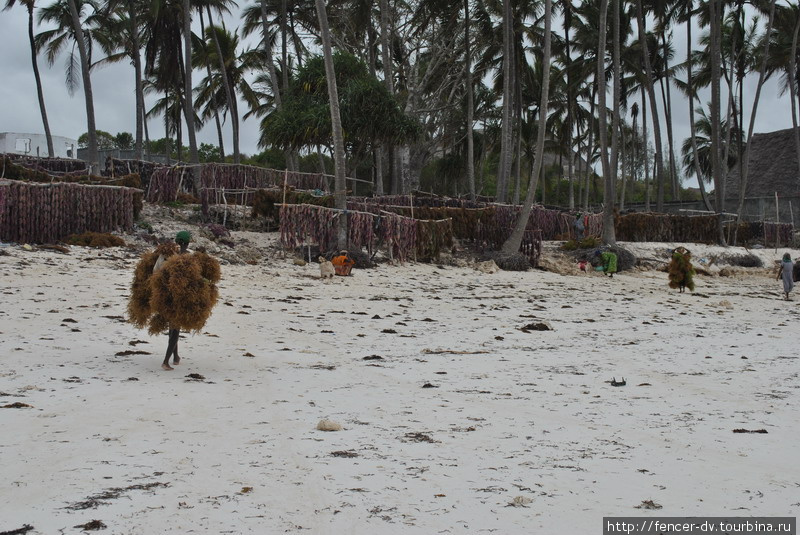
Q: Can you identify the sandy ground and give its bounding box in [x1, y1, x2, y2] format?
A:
[1, 228, 799, 533]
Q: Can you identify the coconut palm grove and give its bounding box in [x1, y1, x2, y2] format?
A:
[1, 0, 799, 532]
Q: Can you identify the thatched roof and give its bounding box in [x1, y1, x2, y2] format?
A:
[726, 127, 800, 198]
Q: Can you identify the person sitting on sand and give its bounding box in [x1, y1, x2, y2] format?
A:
[776, 252, 794, 301]
[155, 231, 191, 370]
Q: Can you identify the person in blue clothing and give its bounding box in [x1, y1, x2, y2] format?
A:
[776, 252, 794, 301]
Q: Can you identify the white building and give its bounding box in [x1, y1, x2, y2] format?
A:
[0, 132, 78, 159]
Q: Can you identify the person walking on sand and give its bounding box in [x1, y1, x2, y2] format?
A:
[777, 252, 794, 301]
[668, 246, 695, 293]
[155, 230, 191, 370]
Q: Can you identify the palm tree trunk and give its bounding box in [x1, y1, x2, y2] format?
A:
[735, 0, 776, 223]
[635, 0, 665, 212]
[790, 13, 800, 182]
[66, 0, 98, 172]
[512, 71, 522, 205]
[379, 0, 394, 194]
[128, 0, 143, 160]
[619, 122, 627, 210]
[280, 0, 289, 92]
[182, 0, 199, 164]
[26, 3, 54, 158]
[314, 0, 347, 250]
[709, 0, 725, 243]
[464, 0, 475, 201]
[199, 9, 225, 160]
[662, 34, 679, 200]
[606, 0, 620, 243]
[164, 90, 172, 165]
[583, 88, 596, 210]
[501, 0, 550, 254]
[206, 6, 239, 163]
[642, 85, 650, 210]
[597, 0, 614, 243]
[497, 0, 514, 203]
[260, 1, 283, 108]
[686, 11, 713, 211]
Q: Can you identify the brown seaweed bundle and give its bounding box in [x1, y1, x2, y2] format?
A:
[147, 251, 221, 334]
[127, 243, 178, 330]
[66, 232, 126, 247]
[668, 247, 695, 291]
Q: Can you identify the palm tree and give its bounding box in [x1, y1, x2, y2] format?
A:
[4, 0, 55, 157]
[680, 105, 741, 182]
[634, 0, 666, 212]
[182, 0, 199, 163]
[708, 0, 725, 243]
[502, 0, 551, 254]
[496, 0, 514, 203]
[597, 0, 614, 243]
[202, 2, 239, 163]
[464, 0, 476, 200]
[95, 0, 147, 160]
[193, 25, 260, 160]
[66, 0, 99, 171]
[314, 0, 347, 249]
[734, 0, 776, 225]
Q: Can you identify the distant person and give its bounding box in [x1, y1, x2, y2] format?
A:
[594, 249, 617, 278]
[668, 246, 695, 293]
[777, 252, 794, 301]
[574, 213, 585, 241]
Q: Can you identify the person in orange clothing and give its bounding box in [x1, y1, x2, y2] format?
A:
[331, 250, 355, 276]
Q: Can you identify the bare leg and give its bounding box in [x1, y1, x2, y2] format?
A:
[162, 329, 180, 370]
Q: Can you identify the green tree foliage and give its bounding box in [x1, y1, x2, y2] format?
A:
[259, 52, 419, 166]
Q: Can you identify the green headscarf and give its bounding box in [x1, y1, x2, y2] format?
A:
[176, 230, 191, 244]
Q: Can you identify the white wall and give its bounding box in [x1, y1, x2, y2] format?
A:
[0, 132, 78, 159]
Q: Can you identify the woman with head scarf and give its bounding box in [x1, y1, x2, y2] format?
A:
[777, 252, 794, 300]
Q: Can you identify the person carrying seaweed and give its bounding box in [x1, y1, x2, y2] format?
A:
[127, 230, 221, 371]
[668, 246, 695, 293]
[776, 252, 794, 301]
[156, 231, 191, 370]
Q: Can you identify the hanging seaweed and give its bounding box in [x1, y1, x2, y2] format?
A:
[0, 180, 137, 244]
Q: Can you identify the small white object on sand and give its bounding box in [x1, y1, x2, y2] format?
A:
[316, 419, 342, 431]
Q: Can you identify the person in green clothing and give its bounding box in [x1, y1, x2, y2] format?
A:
[594, 249, 618, 278]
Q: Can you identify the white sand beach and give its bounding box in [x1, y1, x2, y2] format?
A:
[1, 223, 798, 533]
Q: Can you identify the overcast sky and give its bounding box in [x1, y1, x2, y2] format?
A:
[0, 7, 797, 186]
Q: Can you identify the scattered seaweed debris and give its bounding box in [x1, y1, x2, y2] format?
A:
[185, 373, 206, 381]
[362, 355, 384, 361]
[114, 350, 151, 357]
[402, 432, 436, 443]
[635, 500, 663, 510]
[330, 450, 359, 458]
[733, 428, 768, 434]
[66, 482, 169, 510]
[2, 402, 32, 409]
[0, 524, 34, 535]
[74, 519, 107, 531]
[519, 322, 552, 332]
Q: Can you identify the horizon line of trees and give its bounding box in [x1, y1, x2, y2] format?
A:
[5, 0, 798, 247]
